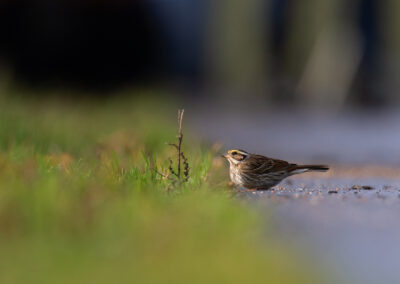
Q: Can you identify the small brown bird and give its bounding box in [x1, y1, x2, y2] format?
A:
[222, 149, 329, 190]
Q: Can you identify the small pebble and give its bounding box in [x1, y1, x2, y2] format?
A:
[351, 185, 374, 190]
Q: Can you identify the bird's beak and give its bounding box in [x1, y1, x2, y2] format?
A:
[220, 154, 228, 159]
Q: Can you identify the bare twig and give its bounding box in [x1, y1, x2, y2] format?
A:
[177, 109, 184, 180]
[161, 109, 190, 189]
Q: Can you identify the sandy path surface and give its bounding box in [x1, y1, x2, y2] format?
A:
[242, 175, 400, 284]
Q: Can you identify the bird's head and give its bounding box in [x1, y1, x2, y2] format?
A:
[222, 149, 249, 165]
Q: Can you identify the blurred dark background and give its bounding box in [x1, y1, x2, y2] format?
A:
[1, 0, 400, 106]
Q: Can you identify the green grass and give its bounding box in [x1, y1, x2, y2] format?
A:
[0, 91, 324, 283]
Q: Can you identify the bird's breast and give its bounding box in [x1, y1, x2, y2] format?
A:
[229, 165, 243, 185]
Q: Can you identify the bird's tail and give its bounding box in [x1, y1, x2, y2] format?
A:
[290, 165, 329, 175]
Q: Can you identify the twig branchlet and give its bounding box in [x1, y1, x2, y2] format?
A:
[168, 157, 177, 177]
[181, 152, 189, 182]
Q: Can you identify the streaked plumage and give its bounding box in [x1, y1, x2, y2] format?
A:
[223, 149, 329, 190]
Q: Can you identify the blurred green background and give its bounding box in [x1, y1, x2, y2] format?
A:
[0, 95, 328, 283]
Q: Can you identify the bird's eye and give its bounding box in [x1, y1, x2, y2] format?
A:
[231, 151, 237, 155]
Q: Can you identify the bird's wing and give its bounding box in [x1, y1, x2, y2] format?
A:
[241, 155, 295, 174]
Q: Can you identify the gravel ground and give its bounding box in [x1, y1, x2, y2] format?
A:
[240, 176, 400, 284]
